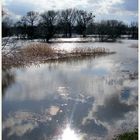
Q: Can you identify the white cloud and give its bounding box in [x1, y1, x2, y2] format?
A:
[3, 0, 124, 13]
[95, 0, 124, 14]
[3, 0, 89, 12]
[2, 6, 21, 21]
[3, 0, 138, 23]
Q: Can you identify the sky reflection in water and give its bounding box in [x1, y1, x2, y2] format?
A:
[2, 40, 138, 140]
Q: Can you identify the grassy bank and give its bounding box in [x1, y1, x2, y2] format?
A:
[2, 43, 115, 69]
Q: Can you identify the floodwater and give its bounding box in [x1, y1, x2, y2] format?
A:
[2, 39, 138, 140]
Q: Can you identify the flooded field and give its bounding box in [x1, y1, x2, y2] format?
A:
[2, 39, 138, 140]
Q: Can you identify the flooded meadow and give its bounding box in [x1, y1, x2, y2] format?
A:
[2, 39, 138, 140]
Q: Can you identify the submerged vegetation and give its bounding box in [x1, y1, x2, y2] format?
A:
[2, 43, 115, 69]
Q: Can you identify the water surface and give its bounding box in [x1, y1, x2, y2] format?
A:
[2, 39, 138, 140]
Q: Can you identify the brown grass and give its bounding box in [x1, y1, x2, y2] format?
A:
[71, 47, 110, 55]
[21, 43, 55, 58]
[129, 44, 138, 48]
[2, 43, 114, 69]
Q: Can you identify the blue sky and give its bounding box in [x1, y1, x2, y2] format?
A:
[3, 0, 138, 24]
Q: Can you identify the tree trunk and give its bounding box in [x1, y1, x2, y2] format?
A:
[68, 23, 72, 38]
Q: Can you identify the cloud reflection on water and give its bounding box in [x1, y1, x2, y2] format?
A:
[2, 40, 138, 140]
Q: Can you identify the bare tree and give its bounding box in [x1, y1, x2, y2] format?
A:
[97, 20, 126, 42]
[13, 16, 30, 39]
[40, 10, 59, 42]
[2, 8, 8, 17]
[60, 9, 77, 37]
[22, 11, 39, 39]
[129, 22, 138, 39]
[24, 11, 39, 26]
[2, 8, 13, 37]
[76, 10, 95, 37]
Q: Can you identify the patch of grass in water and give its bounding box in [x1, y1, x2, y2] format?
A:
[2, 43, 115, 69]
[21, 43, 54, 57]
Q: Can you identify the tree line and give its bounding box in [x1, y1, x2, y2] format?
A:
[2, 9, 138, 42]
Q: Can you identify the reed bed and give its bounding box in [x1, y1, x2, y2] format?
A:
[2, 43, 115, 69]
[71, 47, 110, 55]
[21, 43, 55, 58]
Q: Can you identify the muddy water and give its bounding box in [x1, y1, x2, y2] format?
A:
[2, 40, 138, 140]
